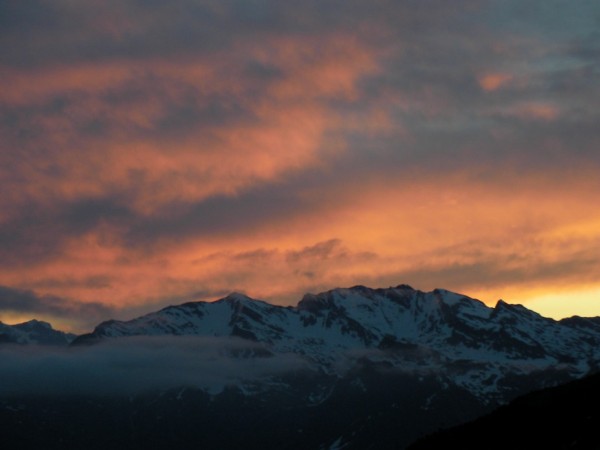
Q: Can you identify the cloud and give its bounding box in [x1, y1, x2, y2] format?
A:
[285, 239, 346, 263]
[388, 246, 600, 300]
[0, 285, 115, 329]
[478, 73, 513, 91]
[0, 34, 380, 221]
[1, 0, 600, 323]
[0, 336, 311, 396]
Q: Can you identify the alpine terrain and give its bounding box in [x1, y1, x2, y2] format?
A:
[2, 285, 600, 449]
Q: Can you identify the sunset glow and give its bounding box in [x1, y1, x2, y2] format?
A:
[1, 1, 599, 332]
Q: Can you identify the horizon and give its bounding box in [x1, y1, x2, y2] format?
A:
[1, 1, 600, 332]
[2, 283, 598, 334]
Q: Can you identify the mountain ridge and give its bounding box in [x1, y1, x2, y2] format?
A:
[2, 283, 600, 449]
[66, 284, 600, 402]
[0, 319, 75, 345]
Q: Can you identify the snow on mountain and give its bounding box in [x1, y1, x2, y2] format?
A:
[73, 285, 600, 400]
[5, 285, 600, 450]
[0, 319, 75, 345]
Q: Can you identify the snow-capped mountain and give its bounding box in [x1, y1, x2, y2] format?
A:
[74, 285, 600, 401]
[0, 319, 75, 345]
[5, 284, 600, 450]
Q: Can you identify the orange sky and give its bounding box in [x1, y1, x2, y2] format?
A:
[1, 1, 600, 332]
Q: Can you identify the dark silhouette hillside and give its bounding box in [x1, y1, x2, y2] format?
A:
[408, 372, 600, 450]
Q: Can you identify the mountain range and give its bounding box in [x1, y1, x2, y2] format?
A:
[1, 284, 599, 449]
[73, 285, 600, 401]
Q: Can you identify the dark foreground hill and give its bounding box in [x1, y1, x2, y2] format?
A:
[408, 371, 600, 450]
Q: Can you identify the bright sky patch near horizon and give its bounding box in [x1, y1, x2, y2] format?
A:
[1, 1, 599, 332]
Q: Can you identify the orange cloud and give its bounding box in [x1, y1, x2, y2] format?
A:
[4, 168, 599, 331]
[510, 102, 560, 121]
[3, 3, 600, 331]
[0, 33, 381, 217]
[478, 72, 513, 91]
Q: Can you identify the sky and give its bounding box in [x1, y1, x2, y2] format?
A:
[1, 0, 600, 332]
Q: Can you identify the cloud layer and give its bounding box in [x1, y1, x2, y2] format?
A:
[1, 1, 600, 329]
[0, 336, 309, 396]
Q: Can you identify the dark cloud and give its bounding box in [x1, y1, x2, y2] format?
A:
[0, 196, 134, 266]
[122, 181, 315, 248]
[28, 276, 114, 291]
[0, 285, 115, 326]
[285, 239, 344, 263]
[370, 238, 600, 301]
[208, 239, 375, 270]
[0, 174, 336, 267]
[0, 0, 383, 68]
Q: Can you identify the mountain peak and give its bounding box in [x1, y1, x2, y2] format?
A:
[15, 319, 53, 330]
[221, 292, 254, 303]
[395, 284, 415, 290]
[0, 319, 74, 345]
[492, 299, 546, 319]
